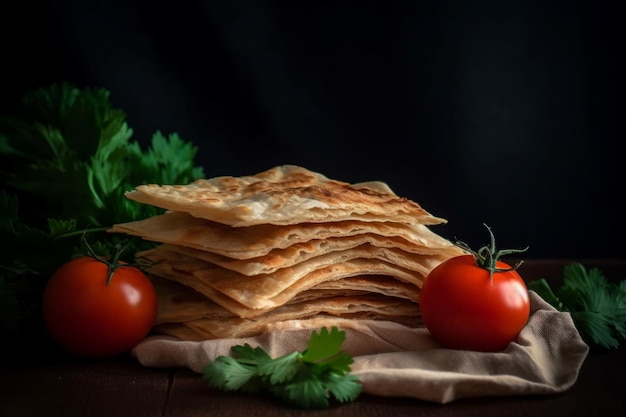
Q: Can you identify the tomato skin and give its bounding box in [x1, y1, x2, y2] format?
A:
[42, 256, 157, 358]
[420, 254, 530, 352]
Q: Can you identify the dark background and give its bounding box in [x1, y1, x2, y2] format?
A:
[2, 1, 623, 259]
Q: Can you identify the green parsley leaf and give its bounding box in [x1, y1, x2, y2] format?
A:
[1, 82, 204, 231]
[137, 131, 205, 185]
[202, 327, 362, 409]
[302, 326, 345, 362]
[0, 82, 206, 337]
[231, 343, 273, 363]
[303, 327, 355, 374]
[257, 351, 301, 384]
[47, 218, 78, 237]
[282, 371, 330, 409]
[203, 355, 259, 392]
[528, 263, 626, 350]
[323, 372, 362, 404]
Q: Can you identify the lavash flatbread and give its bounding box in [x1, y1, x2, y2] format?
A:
[150, 236, 456, 276]
[151, 275, 420, 340]
[153, 276, 420, 325]
[111, 211, 462, 260]
[141, 247, 424, 317]
[124, 165, 446, 226]
[154, 297, 419, 340]
[113, 165, 465, 342]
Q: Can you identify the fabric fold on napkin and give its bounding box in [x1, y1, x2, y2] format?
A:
[132, 291, 589, 403]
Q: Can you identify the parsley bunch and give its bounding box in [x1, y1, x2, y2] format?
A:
[0, 82, 205, 339]
[203, 327, 362, 409]
[0, 83, 204, 230]
[528, 263, 626, 350]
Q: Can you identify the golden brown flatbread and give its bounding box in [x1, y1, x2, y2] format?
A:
[151, 278, 235, 325]
[123, 165, 446, 226]
[152, 275, 422, 325]
[152, 237, 455, 276]
[151, 275, 421, 340]
[154, 296, 420, 340]
[110, 211, 462, 260]
[112, 165, 465, 342]
[140, 247, 424, 318]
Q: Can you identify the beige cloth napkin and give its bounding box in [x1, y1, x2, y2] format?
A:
[132, 291, 589, 403]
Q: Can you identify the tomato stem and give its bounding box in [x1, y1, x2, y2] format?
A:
[81, 233, 133, 286]
[455, 224, 528, 279]
[55, 227, 110, 240]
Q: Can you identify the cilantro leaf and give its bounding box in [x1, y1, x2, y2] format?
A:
[319, 370, 363, 404]
[302, 326, 345, 362]
[257, 351, 301, 384]
[0, 82, 206, 337]
[1, 82, 204, 230]
[528, 263, 626, 350]
[302, 327, 355, 375]
[571, 311, 621, 350]
[231, 343, 273, 363]
[282, 372, 330, 409]
[137, 131, 205, 185]
[203, 355, 260, 392]
[202, 327, 362, 409]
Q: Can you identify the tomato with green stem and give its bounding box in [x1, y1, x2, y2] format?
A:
[42, 238, 157, 357]
[419, 225, 530, 352]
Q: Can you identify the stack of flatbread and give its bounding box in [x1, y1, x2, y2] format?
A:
[110, 165, 465, 341]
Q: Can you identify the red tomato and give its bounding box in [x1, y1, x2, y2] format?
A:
[43, 256, 157, 358]
[420, 252, 530, 352]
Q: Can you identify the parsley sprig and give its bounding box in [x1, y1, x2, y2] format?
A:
[202, 327, 362, 409]
[0, 82, 205, 339]
[528, 263, 626, 350]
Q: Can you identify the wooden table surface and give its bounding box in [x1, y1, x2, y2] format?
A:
[2, 259, 625, 417]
